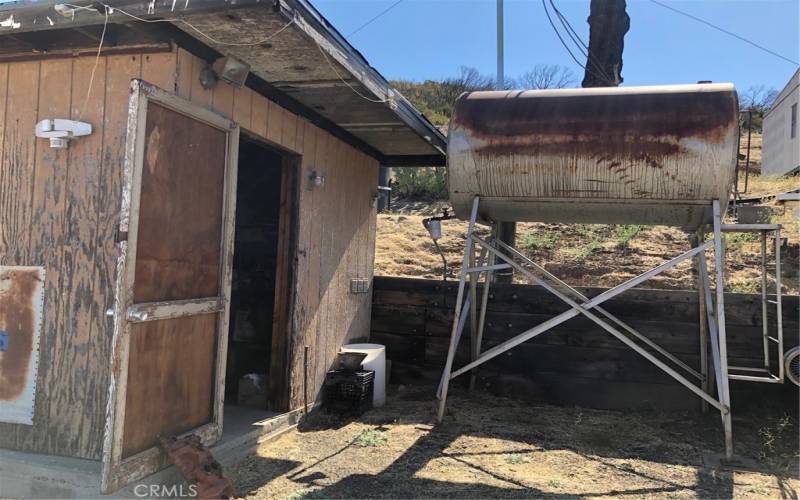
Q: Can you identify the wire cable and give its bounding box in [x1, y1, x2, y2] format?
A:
[77, 5, 108, 121]
[315, 41, 390, 103]
[541, 0, 588, 72]
[649, 0, 798, 66]
[549, 0, 614, 85]
[347, 0, 404, 37]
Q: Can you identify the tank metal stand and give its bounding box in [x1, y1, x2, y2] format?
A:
[437, 196, 737, 460]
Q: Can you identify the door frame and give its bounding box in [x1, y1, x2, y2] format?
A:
[237, 131, 301, 413]
[101, 79, 240, 493]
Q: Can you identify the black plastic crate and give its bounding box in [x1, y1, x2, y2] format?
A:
[324, 369, 374, 416]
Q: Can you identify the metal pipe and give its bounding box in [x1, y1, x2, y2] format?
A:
[761, 231, 770, 369]
[775, 227, 784, 382]
[465, 263, 512, 273]
[712, 200, 734, 460]
[743, 109, 752, 194]
[469, 247, 478, 390]
[693, 230, 710, 412]
[436, 293, 472, 398]
[437, 197, 480, 422]
[729, 374, 782, 383]
[720, 224, 781, 232]
[496, 0, 504, 89]
[473, 230, 496, 391]
[303, 345, 309, 418]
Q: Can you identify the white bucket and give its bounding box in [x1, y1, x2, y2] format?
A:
[340, 343, 386, 407]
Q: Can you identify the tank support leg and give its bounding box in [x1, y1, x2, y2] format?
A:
[691, 229, 710, 413]
[712, 199, 734, 460]
[470, 225, 497, 390]
[468, 242, 478, 390]
[437, 196, 480, 422]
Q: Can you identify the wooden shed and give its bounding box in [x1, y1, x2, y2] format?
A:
[0, 0, 445, 492]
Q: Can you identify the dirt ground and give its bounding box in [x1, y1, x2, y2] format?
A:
[376, 174, 799, 294]
[228, 386, 799, 499]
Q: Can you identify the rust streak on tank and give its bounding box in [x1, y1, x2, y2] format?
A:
[452, 90, 738, 160]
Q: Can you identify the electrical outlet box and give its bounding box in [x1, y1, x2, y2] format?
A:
[350, 278, 370, 294]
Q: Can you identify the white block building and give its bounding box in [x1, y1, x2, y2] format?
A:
[762, 69, 799, 176]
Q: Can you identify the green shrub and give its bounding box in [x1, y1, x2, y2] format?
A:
[615, 225, 645, 249]
[519, 231, 558, 250]
[725, 232, 759, 252]
[353, 428, 388, 447]
[392, 167, 447, 199]
[504, 453, 531, 465]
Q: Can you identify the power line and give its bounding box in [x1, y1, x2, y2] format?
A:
[649, 0, 798, 66]
[548, 0, 615, 85]
[542, 0, 613, 85]
[347, 0, 404, 37]
[541, 0, 587, 72]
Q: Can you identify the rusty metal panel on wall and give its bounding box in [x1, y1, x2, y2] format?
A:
[0, 266, 45, 425]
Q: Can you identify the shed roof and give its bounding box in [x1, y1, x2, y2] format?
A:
[0, 0, 446, 166]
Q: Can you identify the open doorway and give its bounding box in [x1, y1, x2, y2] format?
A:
[222, 135, 296, 439]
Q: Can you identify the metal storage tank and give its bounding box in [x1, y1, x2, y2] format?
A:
[447, 83, 739, 229]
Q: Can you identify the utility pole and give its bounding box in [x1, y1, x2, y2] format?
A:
[582, 0, 629, 87]
[495, 0, 515, 283]
[496, 0, 504, 89]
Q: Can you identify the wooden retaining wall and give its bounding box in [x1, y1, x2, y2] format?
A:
[371, 277, 799, 411]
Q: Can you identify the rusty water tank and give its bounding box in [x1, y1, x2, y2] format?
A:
[447, 83, 739, 229]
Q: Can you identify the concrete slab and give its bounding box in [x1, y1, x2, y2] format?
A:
[0, 406, 304, 498]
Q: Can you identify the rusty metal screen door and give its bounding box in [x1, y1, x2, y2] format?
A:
[101, 80, 239, 493]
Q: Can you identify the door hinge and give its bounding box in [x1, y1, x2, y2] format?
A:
[115, 224, 128, 243]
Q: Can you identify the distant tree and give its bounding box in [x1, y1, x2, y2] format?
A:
[741, 85, 779, 132]
[440, 66, 495, 103]
[514, 64, 575, 89]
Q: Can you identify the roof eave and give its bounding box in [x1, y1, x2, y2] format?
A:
[0, 0, 447, 166]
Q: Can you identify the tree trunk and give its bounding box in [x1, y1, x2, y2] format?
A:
[582, 0, 630, 88]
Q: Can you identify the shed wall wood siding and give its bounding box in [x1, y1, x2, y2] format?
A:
[0, 47, 378, 460]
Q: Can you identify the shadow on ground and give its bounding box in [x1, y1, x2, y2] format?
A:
[228, 384, 798, 499]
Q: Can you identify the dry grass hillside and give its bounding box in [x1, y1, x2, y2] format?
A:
[376, 170, 799, 294]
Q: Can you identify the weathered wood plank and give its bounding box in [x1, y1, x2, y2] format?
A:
[250, 92, 269, 139]
[280, 107, 297, 153]
[54, 54, 108, 457]
[0, 60, 39, 265]
[0, 61, 39, 451]
[232, 86, 252, 130]
[211, 80, 235, 119]
[175, 48, 194, 100]
[288, 121, 316, 409]
[141, 51, 177, 92]
[14, 58, 72, 455]
[266, 100, 283, 146]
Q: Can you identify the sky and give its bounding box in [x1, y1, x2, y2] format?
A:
[313, 0, 799, 94]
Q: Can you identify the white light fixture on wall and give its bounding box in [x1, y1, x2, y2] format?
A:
[34, 119, 92, 148]
[308, 170, 325, 190]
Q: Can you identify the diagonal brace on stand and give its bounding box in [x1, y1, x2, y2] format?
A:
[436, 196, 734, 460]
